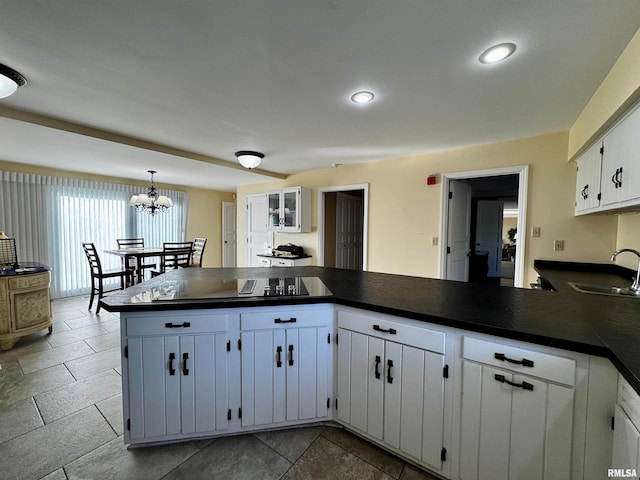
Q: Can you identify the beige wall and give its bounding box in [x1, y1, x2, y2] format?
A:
[616, 215, 640, 270]
[237, 132, 618, 286]
[0, 160, 234, 267]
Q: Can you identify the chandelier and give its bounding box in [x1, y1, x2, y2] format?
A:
[129, 170, 173, 215]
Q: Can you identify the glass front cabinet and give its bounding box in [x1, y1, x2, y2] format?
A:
[266, 187, 311, 233]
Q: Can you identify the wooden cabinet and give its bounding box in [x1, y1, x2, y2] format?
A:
[0, 270, 52, 350]
[123, 311, 238, 444]
[459, 336, 577, 480]
[267, 187, 311, 232]
[240, 306, 331, 427]
[575, 101, 640, 215]
[337, 308, 449, 476]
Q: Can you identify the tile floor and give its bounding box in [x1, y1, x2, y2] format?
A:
[0, 295, 440, 480]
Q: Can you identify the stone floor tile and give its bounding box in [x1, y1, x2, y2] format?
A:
[100, 318, 121, 333]
[35, 370, 122, 423]
[49, 319, 72, 333]
[96, 394, 124, 436]
[162, 434, 291, 480]
[18, 341, 95, 374]
[63, 314, 101, 330]
[65, 436, 200, 480]
[255, 425, 324, 462]
[0, 334, 52, 363]
[85, 331, 121, 352]
[322, 426, 405, 478]
[399, 464, 441, 480]
[0, 406, 115, 480]
[284, 436, 394, 480]
[0, 364, 75, 408]
[39, 468, 67, 480]
[47, 324, 109, 348]
[64, 346, 121, 380]
[0, 397, 44, 444]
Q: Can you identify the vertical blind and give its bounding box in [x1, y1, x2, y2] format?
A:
[0, 170, 188, 298]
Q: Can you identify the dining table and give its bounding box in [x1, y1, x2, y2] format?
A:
[103, 247, 164, 284]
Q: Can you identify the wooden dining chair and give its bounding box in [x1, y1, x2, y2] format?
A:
[190, 238, 207, 267]
[116, 238, 157, 279]
[82, 242, 133, 313]
[151, 241, 194, 277]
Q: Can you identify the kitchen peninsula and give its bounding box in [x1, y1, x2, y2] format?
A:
[100, 265, 640, 479]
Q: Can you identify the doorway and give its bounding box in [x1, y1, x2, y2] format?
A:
[318, 184, 369, 270]
[222, 201, 237, 268]
[440, 166, 528, 288]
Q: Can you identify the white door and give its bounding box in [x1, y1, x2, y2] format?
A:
[475, 200, 504, 277]
[222, 202, 236, 268]
[446, 181, 472, 282]
[336, 193, 364, 270]
[246, 194, 273, 267]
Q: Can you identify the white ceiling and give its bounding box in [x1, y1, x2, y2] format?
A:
[0, 1, 639, 191]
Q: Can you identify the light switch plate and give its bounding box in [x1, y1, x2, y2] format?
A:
[432, 236, 439, 246]
[554, 240, 564, 251]
[532, 227, 541, 237]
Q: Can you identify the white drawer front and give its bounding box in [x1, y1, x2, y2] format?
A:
[126, 313, 229, 336]
[258, 258, 271, 267]
[271, 258, 294, 267]
[241, 308, 330, 330]
[338, 310, 445, 354]
[463, 336, 576, 386]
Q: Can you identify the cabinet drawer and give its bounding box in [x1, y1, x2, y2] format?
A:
[271, 258, 294, 267]
[8, 272, 50, 290]
[126, 313, 230, 336]
[463, 336, 576, 386]
[258, 258, 271, 267]
[338, 310, 445, 354]
[241, 308, 330, 330]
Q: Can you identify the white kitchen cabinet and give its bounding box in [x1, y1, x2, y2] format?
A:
[337, 309, 449, 475]
[257, 256, 312, 267]
[575, 100, 640, 215]
[612, 375, 640, 475]
[124, 312, 236, 443]
[240, 306, 331, 427]
[267, 187, 311, 232]
[574, 141, 603, 213]
[458, 336, 577, 480]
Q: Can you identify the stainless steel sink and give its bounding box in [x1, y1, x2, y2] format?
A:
[568, 282, 640, 298]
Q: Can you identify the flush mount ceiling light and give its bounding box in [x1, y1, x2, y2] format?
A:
[479, 42, 517, 64]
[0, 64, 27, 98]
[350, 91, 375, 104]
[235, 151, 264, 169]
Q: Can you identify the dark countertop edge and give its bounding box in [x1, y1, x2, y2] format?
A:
[534, 259, 636, 277]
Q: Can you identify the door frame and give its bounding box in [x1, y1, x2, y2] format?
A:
[439, 166, 529, 288]
[222, 201, 237, 268]
[317, 183, 369, 270]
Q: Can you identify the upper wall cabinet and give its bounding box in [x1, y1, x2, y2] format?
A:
[575, 101, 640, 216]
[267, 187, 311, 233]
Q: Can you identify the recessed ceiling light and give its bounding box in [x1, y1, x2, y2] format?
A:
[479, 42, 517, 64]
[350, 91, 375, 104]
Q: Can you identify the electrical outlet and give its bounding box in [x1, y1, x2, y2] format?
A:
[554, 240, 564, 251]
[432, 236, 439, 246]
[532, 227, 541, 237]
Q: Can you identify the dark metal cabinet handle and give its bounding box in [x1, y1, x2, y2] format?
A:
[581, 185, 589, 199]
[288, 345, 294, 366]
[494, 374, 533, 391]
[168, 352, 176, 376]
[494, 353, 534, 367]
[612, 167, 623, 188]
[276, 346, 282, 368]
[182, 352, 189, 375]
[165, 322, 191, 328]
[373, 325, 397, 335]
[274, 318, 297, 324]
[387, 359, 394, 384]
[374, 355, 381, 379]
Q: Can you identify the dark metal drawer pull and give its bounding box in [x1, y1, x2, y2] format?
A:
[276, 346, 282, 368]
[494, 374, 533, 391]
[182, 352, 189, 375]
[274, 318, 297, 324]
[288, 345, 294, 366]
[374, 355, 381, 379]
[168, 352, 176, 376]
[373, 325, 397, 335]
[165, 322, 191, 328]
[387, 359, 394, 384]
[494, 353, 534, 367]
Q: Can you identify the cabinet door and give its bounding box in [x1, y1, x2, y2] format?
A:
[601, 105, 640, 206]
[337, 329, 371, 431]
[383, 341, 402, 449]
[612, 405, 640, 473]
[267, 191, 282, 229]
[281, 188, 300, 231]
[575, 142, 602, 212]
[294, 326, 329, 420]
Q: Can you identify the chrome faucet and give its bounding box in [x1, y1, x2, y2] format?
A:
[611, 248, 640, 292]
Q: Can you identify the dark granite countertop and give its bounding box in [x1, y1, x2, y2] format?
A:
[99, 263, 640, 392]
